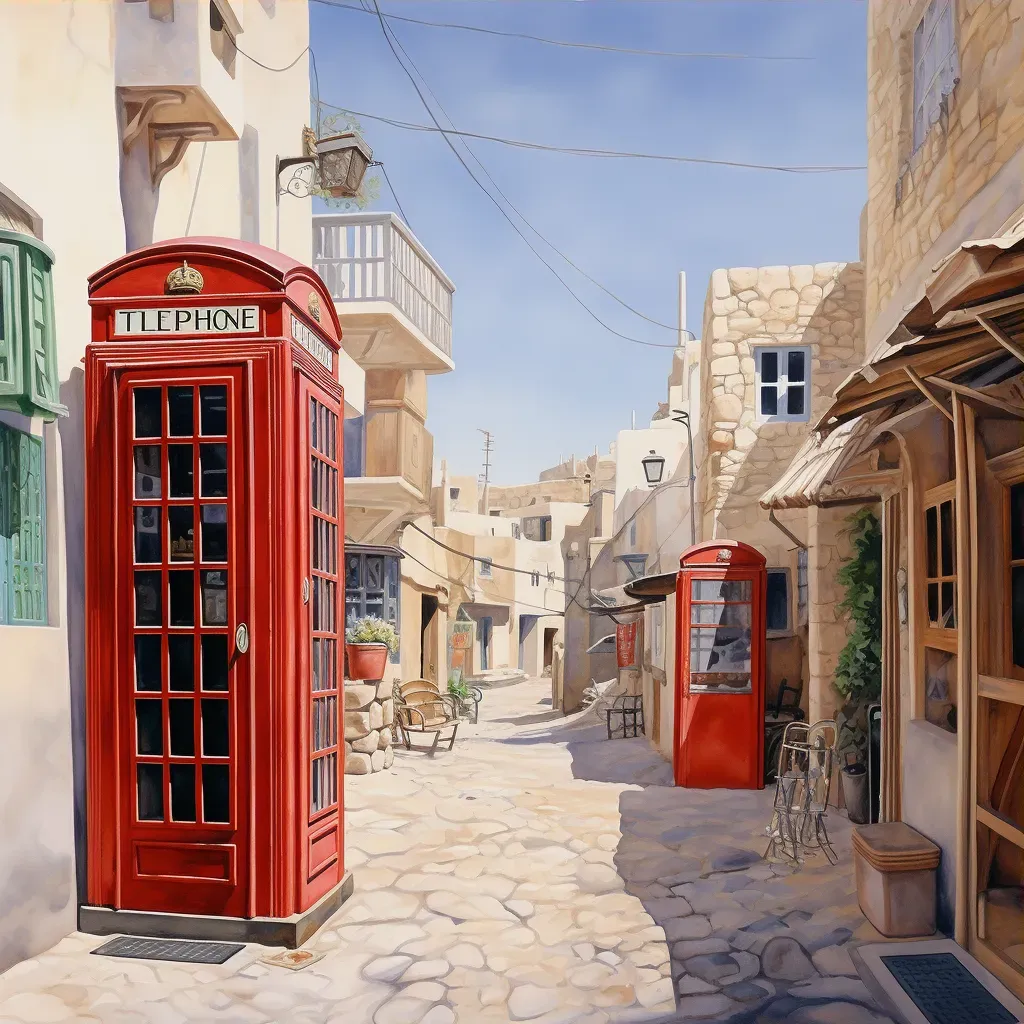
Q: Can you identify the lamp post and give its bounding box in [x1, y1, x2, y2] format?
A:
[671, 409, 697, 547]
[641, 450, 665, 487]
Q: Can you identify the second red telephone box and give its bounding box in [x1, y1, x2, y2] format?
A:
[674, 541, 766, 790]
[82, 237, 350, 945]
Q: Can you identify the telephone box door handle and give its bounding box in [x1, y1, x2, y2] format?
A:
[235, 622, 250, 655]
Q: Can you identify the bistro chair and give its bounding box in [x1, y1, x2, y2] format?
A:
[607, 694, 645, 740]
[392, 680, 460, 754]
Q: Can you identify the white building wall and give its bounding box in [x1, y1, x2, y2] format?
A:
[0, 0, 313, 971]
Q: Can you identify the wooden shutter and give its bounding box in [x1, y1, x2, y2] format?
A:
[24, 248, 64, 417]
[0, 242, 22, 400]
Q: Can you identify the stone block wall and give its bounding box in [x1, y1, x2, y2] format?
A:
[865, 0, 1024, 343]
[344, 681, 396, 774]
[697, 262, 865, 553]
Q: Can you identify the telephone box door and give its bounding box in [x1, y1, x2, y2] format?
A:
[119, 367, 251, 916]
[299, 372, 345, 907]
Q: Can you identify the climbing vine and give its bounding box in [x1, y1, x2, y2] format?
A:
[833, 507, 883, 703]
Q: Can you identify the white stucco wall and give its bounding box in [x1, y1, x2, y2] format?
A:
[0, 0, 313, 970]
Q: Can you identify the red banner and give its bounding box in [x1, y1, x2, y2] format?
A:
[616, 622, 638, 668]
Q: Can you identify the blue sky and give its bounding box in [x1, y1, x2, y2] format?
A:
[311, 0, 868, 485]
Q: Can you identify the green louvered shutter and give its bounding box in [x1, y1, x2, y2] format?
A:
[24, 247, 64, 417]
[0, 242, 22, 401]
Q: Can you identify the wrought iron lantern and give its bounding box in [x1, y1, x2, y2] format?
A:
[641, 450, 665, 487]
[315, 131, 373, 198]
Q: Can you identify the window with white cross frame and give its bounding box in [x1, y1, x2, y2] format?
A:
[754, 346, 810, 422]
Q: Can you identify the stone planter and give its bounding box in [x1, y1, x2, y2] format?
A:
[345, 642, 389, 682]
[344, 678, 396, 774]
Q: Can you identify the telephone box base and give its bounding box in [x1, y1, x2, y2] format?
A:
[79, 872, 354, 949]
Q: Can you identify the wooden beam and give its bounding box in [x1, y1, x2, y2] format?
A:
[925, 375, 1024, 420]
[976, 314, 1024, 365]
[905, 366, 954, 422]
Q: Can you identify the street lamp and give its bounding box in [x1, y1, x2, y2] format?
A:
[641, 450, 665, 486]
[671, 409, 697, 547]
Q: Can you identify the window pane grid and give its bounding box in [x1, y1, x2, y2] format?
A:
[128, 382, 234, 827]
[925, 497, 957, 630]
[0, 424, 46, 624]
[755, 347, 811, 422]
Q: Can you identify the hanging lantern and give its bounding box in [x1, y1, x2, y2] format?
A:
[315, 131, 373, 198]
[642, 450, 665, 486]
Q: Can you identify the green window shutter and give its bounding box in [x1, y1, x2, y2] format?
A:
[0, 424, 46, 625]
[0, 426, 9, 625]
[24, 248, 65, 418]
[0, 243, 23, 400]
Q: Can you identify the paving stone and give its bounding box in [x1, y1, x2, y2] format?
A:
[671, 938, 731, 960]
[571, 943, 596, 962]
[663, 915, 712, 941]
[400, 959, 451, 982]
[508, 984, 559, 1019]
[446, 943, 485, 969]
[363, 955, 414, 982]
[722, 979, 774, 1002]
[708, 847, 763, 874]
[678, 975, 720, 996]
[812, 943, 857, 977]
[761, 936, 817, 981]
[675, 993, 739, 1018]
[419, 1007, 456, 1024]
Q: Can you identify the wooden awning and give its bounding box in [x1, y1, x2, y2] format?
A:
[818, 228, 1024, 431]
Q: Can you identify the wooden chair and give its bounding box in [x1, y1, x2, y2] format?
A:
[392, 680, 460, 753]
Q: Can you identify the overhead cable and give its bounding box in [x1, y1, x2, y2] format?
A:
[310, 0, 812, 61]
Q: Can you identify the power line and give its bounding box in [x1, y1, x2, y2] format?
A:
[310, 0, 813, 61]
[235, 42, 310, 73]
[375, 162, 411, 226]
[363, 4, 683, 350]
[316, 101, 865, 174]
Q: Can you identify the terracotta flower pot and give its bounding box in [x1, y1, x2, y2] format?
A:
[345, 642, 389, 682]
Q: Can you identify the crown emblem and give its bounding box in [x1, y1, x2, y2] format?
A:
[308, 291, 322, 322]
[165, 260, 204, 295]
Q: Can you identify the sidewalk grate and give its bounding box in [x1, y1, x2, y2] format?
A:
[880, 953, 1017, 1024]
[91, 936, 245, 964]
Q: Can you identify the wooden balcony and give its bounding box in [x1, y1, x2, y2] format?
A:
[364, 409, 433, 501]
[314, 213, 454, 374]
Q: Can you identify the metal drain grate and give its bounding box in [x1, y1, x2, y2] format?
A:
[880, 953, 1018, 1024]
[91, 936, 245, 964]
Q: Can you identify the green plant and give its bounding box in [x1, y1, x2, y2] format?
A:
[834, 507, 883, 704]
[448, 678, 471, 702]
[345, 616, 398, 654]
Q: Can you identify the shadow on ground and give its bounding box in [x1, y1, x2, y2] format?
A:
[561, 725, 893, 1024]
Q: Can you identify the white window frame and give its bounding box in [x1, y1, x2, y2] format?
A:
[478, 557, 493, 579]
[913, 0, 959, 153]
[755, 346, 811, 423]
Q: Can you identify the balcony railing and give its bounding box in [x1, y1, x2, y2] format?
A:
[314, 213, 454, 360]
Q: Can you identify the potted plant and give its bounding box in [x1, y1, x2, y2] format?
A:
[345, 616, 398, 682]
[832, 508, 883, 824]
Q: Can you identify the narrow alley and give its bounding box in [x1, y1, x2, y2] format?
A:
[0, 680, 892, 1024]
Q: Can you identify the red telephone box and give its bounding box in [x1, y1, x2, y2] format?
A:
[82, 237, 350, 945]
[673, 541, 766, 790]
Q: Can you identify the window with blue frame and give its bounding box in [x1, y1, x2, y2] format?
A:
[0, 422, 46, 625]
[344, 546, 401, 662]
[343, 416, 365, 478]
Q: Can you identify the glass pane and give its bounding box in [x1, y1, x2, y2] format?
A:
[202, 634, 229, 690]
[924, 646, 956, 732]
[760, 385, 778, 417]
[170, 764, 196, 822]
[692, 579, 753, 602]
[201, 570, 228, 626]
[691, 602, 752, 626]
[134, 506, 162, 563]
[926, 505, 938, 578]
[786, 385, 806, 417]
[168, 506, 194, 562]
[767, 572, 789, 632]
[134, 445, 162, 499]
[201, 699, 229, 757]
[366, 557, 385, 590]
[1013, 566, 1024, 669]
[203, 764, 230, 823]
[200, 385, 228, 436]
[941, 581, 956, 629]
[135, 699, 163, 755]
[787, 350, 806, 384]
[1011, 484, 1024, 562]
[201, 504, 228, 562]
[940, 500, 955, 577]
[168, 634, 195, 691]
[169, 570, 195, 627]
[168, 445, 194, 498]
[137, 763, 163, 821]
[689, 625, 752, 692]
[135, 634, 162, 691]
[169, 698, 195, 756]
[978, 824, 1024, 972]
[134, 387, 161, 438]
[135, 570, 162, 626]
[168, 387, 194, 437]
[200, 443, 228, 497]
[928, 582, 939, 625]
[345, 554, 361, 590]
[760, 351, 778, 384]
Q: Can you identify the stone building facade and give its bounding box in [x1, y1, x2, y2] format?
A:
[696, 262, 867, 720]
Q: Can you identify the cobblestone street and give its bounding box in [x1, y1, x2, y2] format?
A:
[0, 679, 895, 1023]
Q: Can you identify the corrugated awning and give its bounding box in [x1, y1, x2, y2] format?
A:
[623, 571, 677, 601]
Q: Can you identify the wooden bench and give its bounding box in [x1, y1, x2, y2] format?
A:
[392, 679, 460, 753]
